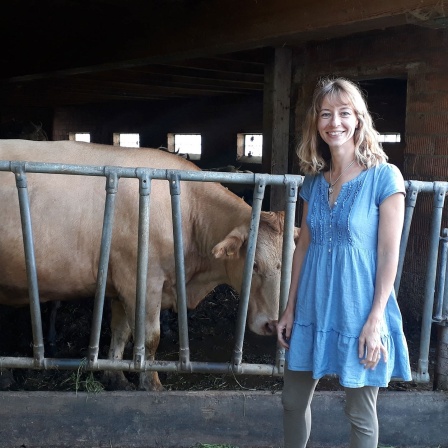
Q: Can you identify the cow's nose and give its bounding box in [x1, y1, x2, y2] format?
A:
[264, 320, 277, 336]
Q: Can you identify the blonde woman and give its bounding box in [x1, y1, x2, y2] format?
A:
[277, 78, 412, 448]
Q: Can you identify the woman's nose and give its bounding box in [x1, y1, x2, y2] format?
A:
[331, 114, 341, 126]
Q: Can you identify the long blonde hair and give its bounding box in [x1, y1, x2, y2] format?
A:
[297, 77, 388, 175]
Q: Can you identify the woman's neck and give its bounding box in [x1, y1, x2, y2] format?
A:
[329, 149, 356, 174]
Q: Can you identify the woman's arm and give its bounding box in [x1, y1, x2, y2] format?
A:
[277, 201, 311, 349]
[359, 192, 405, 369]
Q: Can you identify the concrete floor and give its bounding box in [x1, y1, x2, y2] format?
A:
[0, 390, 447, 447]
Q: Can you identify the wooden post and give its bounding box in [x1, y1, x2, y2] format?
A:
[262, 47, 292, 211]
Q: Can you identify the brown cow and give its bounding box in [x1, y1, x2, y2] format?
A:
[0, 139, 298, 390]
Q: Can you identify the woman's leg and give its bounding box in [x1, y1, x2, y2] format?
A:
[282, 368, 319, 448]
[344, 385, 379, 448]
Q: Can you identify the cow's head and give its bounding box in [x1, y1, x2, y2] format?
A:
[212, 211, 300, 336]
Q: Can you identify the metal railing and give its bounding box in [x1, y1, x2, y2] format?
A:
[0, 160, 301, 378]
[0, 161, 446, 385]
[395, 181, 448, 384]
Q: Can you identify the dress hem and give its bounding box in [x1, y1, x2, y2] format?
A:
[285, 365, 413, 388]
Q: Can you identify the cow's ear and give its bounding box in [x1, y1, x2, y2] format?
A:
[260, 211, 283, 233]
[261, 211, 300, 244]
[211, 227, 246, 259]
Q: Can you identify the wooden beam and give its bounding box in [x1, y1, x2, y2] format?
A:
[2, 0, 445, 81]
[86, 69, 263, 92]
[129, 65, 264, 85]
[0, 75, 254, 107]
[262, 48, 292, 211]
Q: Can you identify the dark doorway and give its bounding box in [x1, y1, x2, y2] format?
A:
[359, 78, 407, 172]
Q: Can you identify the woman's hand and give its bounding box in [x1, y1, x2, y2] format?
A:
[277, 309, 294, 349]
[358, 317, 388, 370]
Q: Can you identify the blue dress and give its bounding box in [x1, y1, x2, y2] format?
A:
[286, 163, 412, 388]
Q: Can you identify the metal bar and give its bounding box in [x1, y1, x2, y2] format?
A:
[0, 355, 410, 383]
[11, 164, 45, 367]
[0, 356, 278, 376]
[132, 170, 152, 371]
[169, 172, 191, 372]
[395, 182, 419, 294]
[416, 183, 447, 382]
[87, 171, 119, 367]
[276, 179, 299, 374]
[434, 229, 448, 322]
[444, 240, 448, 321]
[404, 180, 444, 194]
[0, 160, 303, 186]
[232, 175, 266, 371]
[436, 233, 448, 389]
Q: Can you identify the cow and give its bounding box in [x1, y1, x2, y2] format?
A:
[0, 139, 299, 391]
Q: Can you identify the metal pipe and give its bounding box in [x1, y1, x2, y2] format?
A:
[276, 179, 299, 374]
[0, 355, 278, 376]
[395, 182, 419, 294]
[232, 175, 265, 371]
[88, 171, 119, 367]
[0, 354, 417, 384]
[169, 172, 191, 372]
[133, 170, 152, 371]
[11, 164, 45, 367]
[1, 160, 303, 186]
[444, 239, 448, 322]
[434, 229, 448, 322]
[416, 183, 447, 382]
[404, 180, 442, 194]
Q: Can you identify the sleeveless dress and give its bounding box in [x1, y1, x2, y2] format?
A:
[286, 163, 412, 388]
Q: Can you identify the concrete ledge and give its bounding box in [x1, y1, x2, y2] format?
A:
[0, 391, 446, 447]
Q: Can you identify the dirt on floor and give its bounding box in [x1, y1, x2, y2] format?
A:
[0, 284, 437, 393]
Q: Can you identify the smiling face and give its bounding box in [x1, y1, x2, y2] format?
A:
[317, 95, 359, 152]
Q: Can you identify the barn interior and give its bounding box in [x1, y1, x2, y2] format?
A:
[0, 0, 446, 332]
[1, 0, 447, 355]
[0, 0, 420, 175]
[1, 4, 448, 445]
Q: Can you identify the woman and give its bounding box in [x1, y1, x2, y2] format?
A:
[276, 77, 412, 448]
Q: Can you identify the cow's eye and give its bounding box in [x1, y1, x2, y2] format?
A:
[253, 262, 259, 273]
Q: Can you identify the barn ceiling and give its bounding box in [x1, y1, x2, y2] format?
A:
[1, 0, 446, 107]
